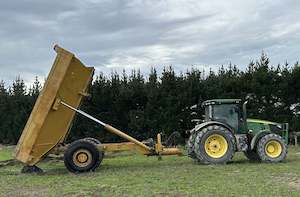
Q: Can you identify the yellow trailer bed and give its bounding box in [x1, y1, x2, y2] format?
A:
[15, 45, 94, 166]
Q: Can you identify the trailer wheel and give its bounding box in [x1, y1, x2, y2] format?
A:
[256, 134, 287, 163]
[64, 139, 101, 173]
[83, 137, 105, 158]
[194, 125, 235, 164]
[83, 137, 101, 144]
[243, 150, 260, 161]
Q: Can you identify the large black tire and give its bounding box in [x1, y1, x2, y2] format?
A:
[256, 134, 287, 163]
[64, 139, 102, 173]
[194, 125, 236, 164]
[243, 150, 260, 161]
[187, 131, 198, 160]
[83, 137, 105, 161]
[83, 137, 101, 145]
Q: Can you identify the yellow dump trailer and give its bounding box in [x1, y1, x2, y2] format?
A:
[15, 45, 182, 173]
[15, 45, 94, 166]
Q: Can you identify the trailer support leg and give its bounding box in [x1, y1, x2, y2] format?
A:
[21, 165, 43, 174]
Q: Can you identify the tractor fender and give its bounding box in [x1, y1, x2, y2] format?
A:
[250, 130, 271, 150]
[192, 121, 234, 134]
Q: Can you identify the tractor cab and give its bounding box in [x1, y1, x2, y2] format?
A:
[202, 99, 247, 133]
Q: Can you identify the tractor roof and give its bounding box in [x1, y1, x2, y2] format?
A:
[202, 99, 241, 106]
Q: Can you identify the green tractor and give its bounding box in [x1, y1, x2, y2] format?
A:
[187, 99, 288, 164]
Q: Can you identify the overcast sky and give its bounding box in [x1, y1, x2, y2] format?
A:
[0, 0, 299, 85]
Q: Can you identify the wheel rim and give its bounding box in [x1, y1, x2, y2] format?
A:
[265, 140, 282, 158]
[73, 149, 92, 167]
[204, 134, 228, 158]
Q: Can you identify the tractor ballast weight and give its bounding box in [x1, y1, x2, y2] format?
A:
[15, 45, 182, 172]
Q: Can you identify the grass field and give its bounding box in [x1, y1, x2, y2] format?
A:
[1, 146, 300, 197]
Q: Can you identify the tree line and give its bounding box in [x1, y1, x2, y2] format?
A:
[0, 53, 299, 144]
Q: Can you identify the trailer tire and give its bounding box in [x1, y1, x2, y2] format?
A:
[83, 137, 105, 166]
[83, 137, 104, 156]
[64, 139, 101, 173]
[194, 125, 235, 164]
[83, 137, 101, 145]
[256, 133, 287, 163]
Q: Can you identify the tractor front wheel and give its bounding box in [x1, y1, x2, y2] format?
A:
[256, 134, 287, 163]
[194, 125, 235, 164]
[64, 139, 103, 173]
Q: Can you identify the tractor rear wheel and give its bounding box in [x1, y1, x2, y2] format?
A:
[194, 125, 235, 164]
[243, 149, 260, 161]
[64, 139, 103, 173]
[187, 131, 198, 160]
[256, 134, 287, 163]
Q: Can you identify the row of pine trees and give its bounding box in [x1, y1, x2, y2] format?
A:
[0, 53, 299, 144]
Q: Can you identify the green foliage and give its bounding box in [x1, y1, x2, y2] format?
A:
[0, 53, 300, 144]
[0, 77, 35, 144]
[1, 146, 300, 196]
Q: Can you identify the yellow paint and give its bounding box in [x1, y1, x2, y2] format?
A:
[155, 133, 163, 154]
[205, 134, 228, 158]
[265, 140, 282, 158]
[160, 148, 183, 156]
[99, 142, 149, 154]
[104, 125, 152, 153]
[15, 45, 94, 165]
[51, 142, 182, 156]
[72, 149, 92, 167]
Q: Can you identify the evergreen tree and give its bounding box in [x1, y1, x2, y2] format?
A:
[5, 76, 31, 144]
[1, 53, 300, 144]
[29, 76, 42, 98]
[0, 81, 8, 142]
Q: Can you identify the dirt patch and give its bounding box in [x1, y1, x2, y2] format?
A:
[273, 173, 300, 191]
[288, 181, 300, 190]
[6, 185, 49, 197]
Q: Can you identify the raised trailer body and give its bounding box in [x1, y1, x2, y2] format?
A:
[15, 45, 181, 172]
[15, 46, 94, 166]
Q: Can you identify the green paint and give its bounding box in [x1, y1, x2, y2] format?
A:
[247, 118, 289, 143]
[1, 147, 300, 196]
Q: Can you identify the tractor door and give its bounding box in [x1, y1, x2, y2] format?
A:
[211, 104, 242, 132]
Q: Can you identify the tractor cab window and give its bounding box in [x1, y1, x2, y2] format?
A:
[212, 104, 239, 131]
[205, 105, 213, 121]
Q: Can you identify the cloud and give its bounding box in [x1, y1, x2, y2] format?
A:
[0, 0, 299, 85]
